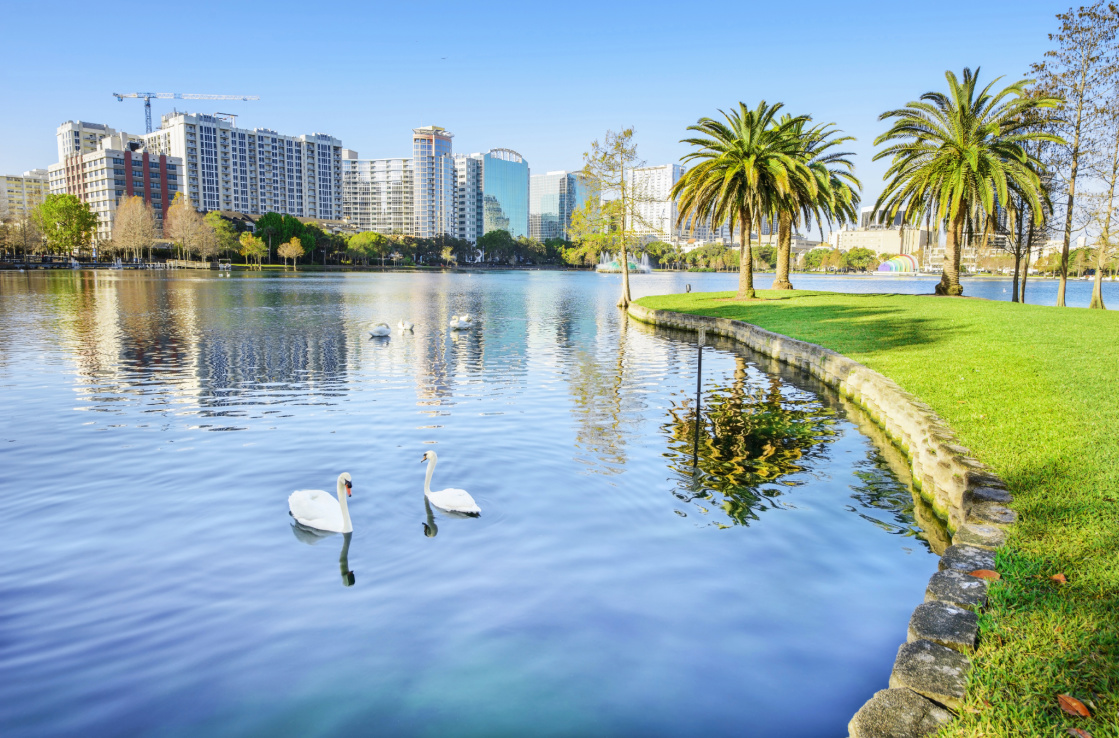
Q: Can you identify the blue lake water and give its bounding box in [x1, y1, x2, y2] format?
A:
[663, 270, 1117, 308]
[0, 271, 948, 737]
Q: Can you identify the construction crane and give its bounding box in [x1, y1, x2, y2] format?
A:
[111, 92, 260, 133]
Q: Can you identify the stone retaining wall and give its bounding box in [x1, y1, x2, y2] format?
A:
[628, 303, 1016, 738]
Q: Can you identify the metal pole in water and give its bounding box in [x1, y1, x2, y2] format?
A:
[693, 327, 705, 468]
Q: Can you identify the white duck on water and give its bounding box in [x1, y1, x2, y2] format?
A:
[421, 450, 480, 516]
[289, 473, 353, 533]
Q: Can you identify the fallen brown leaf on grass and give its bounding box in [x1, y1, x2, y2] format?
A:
[1067, 728, 1092, 738]
[969, 569, 1001, 580]
[1052, 573, 1067, 583]
[1058, 694, 1092, 718]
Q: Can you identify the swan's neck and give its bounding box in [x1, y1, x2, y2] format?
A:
[424, 457, 436, 495]
[337, 481, 352, 533]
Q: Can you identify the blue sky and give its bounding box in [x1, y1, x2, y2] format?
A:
[2, 0, 1064, 215]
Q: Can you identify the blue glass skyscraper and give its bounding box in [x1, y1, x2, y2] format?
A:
[481, 148, 529, 238]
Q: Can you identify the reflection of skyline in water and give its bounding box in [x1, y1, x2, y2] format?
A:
[0, 270, 943, 738]
[0, 271, 934, 535]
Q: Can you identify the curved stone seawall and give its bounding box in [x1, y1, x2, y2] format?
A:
[628, 303, 1017, 738]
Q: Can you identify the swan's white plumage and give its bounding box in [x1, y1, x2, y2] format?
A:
[427, 487, 481, 516]
[422, 450, 480, 516]
[369, 322, 391, 337]
[449, 315, 468, 330]
[288, 473, 352, 533]
[398, 319, 414, 331]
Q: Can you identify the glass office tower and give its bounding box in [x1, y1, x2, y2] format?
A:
[529, 171, 587, 241]
[481, 148, 529, 238]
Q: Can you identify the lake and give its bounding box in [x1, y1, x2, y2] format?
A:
[0, 270, 947, 737]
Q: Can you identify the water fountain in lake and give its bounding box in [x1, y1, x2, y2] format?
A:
[595, 251, 652, 273]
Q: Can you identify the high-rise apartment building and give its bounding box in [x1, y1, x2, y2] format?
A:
[1, 170, 50, 219]
[627, 164, 730, 244]
[141, 112, 343, 218]
[56, 121, 116, 161]
[452, 154, 484, 245]
[480, 148, 529, 238]
[48, 131, 182, 242]
[412, 126, 455, 238]
[341, 150, 414, 235]
[529, 170, 586, 241]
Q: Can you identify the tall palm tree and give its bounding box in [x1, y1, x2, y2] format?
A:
[672, 102, 814, 299]
[773, 120, 860, 289]
[874, 67, 1061, 296]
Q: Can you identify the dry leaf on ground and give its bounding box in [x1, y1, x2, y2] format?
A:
[1052, 573, 1067, 583]
[1067, 728, 1092, 738]
[1058, 694, 1092, 718]
[969, 569, 1001, 580]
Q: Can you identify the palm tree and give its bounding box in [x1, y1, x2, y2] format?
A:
[672, 102, 814, 299]
[874, 67, 1061, 296]
[773, 120, 860, 289]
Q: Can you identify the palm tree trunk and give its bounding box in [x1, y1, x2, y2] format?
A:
[936, 210, 965, 296]
[774, 210, 793, 290]
[736, 209, 755, 300]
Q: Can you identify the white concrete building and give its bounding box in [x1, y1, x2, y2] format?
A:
[341, 150, 413, 235]
[49, 132, 183, 243]
[412, 126, 455, 238]
[141, 112, 343, 218]
[1, 170, 50, 219]
[834, 206, 933, 256]
[453, 154, 483, 245]
[56, 121, 116, 161]
[627, 164, 729, 245]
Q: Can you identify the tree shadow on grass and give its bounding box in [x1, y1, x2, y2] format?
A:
[669, 293, 961, 356]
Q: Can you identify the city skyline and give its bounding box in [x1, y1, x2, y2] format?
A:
[1, 0, 1059, 215]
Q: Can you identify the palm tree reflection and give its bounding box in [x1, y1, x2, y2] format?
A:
[664, 357, 838, 526]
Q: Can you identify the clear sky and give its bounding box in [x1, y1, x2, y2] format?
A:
[1, 0, 1065, 219]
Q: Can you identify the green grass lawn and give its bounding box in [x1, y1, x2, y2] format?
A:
[637, 289, 1118, 738]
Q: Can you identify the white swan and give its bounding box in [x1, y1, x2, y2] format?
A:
[289, 473, 353, 533]
[421, 450, 480, 516]
[398, 319, 414, 332]
[459, 314, 473, 325]
[449, 315, 468, 330]
[369, 322, 391, 337]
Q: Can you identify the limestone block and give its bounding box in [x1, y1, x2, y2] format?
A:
[966, 486, 1012, 505]
[889, 639, 971, 710]
[848, 688, 952, 738]
[939, 544, 996, 573]
[966, 501, 1017, 526]
[952, 523, 1007, 551]
[908, 601, 979, 653]
[925, 569, 988, 609]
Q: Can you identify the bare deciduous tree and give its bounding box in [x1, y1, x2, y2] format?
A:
[1032, 0, 1119, 306]
[112, 196, 157, 261]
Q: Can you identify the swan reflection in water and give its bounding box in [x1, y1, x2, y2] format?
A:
[290, 524, 356, 587]
[423, 498, 438, 538]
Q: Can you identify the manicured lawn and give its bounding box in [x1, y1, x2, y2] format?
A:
[637, 289, 1118, 737]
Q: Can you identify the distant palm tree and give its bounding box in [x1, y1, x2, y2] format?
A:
[672, 102, 814, 299]
[772, 119, 860, 289]
[874, 67, 1061, 295]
